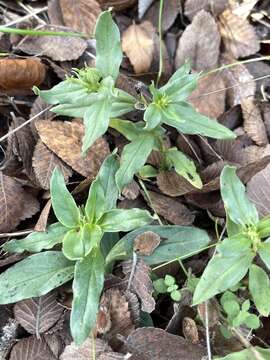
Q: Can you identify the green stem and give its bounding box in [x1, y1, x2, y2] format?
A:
[0, 26, 88, 38]
[156, 0, 164, 86]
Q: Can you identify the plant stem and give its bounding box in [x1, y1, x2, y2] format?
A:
[156, 0, 164, 86]
[0, 26, 88, 38]
[138, 178, 163, 225]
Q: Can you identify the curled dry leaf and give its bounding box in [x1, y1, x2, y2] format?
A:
[36, 120, 110, 178]
[197, 301, 220, 328]
[122, 259, 155, 313]
[15, 26, 87, 61]
[218, 8, 260, 58]
[122, 21, 155, 74]
[97, 0, 137, 11]
[126, 327, 206, 360]
[184, 0, 228, 20]
[175, 10, 220, 71]
[60, 338, 111, 360]
[33, 140, 72, 190]
[14, 292, 64, 336]
[0, 58, 45, 90]
[133, 231, 161, 256]
[147, 190, 195, 225]
[59, 0, 101, 34]
[182, 317, 199, 344]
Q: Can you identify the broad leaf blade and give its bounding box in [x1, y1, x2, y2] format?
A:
[0, 251, 74, 304]
[220, 166, 259, 227]
[144, 103, 162, 130]
[109, 118, 143, 141]
[3, 223, 67, 253]
[95, 11, 122, 80]
[50, 168, 80, 228]
[38, 81, 87, 105]
[71, 248, 105, 345]
[249, 264, 270, 317]
[98, 208, 154, 232]
[258, 239, 270, 270]
[85, 179, 106, 223]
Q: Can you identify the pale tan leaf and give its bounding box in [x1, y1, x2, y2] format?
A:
[60, 338, 111, 360]
[218, 8, 260, 58]
[35, 120, 110, 178]
[175, 10, 220, 71]
[14, 292, 63, 336]
[59, 0, 101, 34]
[184, 0, 228, 20]
[122, 21, 155, 74]
[33, 140, 72, 190]
[231, 0, 259, 19]
[10, 336, 57, 360]
[133, 231, 161, 256]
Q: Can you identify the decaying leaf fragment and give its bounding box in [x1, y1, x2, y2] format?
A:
[184, 0, 228, 20]
[133, 231, 161, 255]
[60, 338, 111, 360]
[0, 58, 45, 90]
[97, 0, 137, 11]
[122, 21, 155, 74]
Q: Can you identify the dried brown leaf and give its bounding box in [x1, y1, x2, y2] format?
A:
[36, 120, 110, 178]
[157, 170, 196, 197]
[59, 0, 101, 34]
[188, 74, 225, 119]
[182, 317, 199, 344]
[33, 140, 72, 190]
[138, 0, 155, 18]
[34, 199, 52, 232]
[20, 192, 40, 222]
[10, 336, 57, 360]
[122, 259, 155, 313]
[133, 231, 161, 256]
[15, 26, 87, 61]
[14, 292, 64, 336]
[122, 180, 140, 200]
[197, 301, 220, 328]
[60, 338, 111, 360]
[144, 0, 179, 32]
[97, 0, 137, 11]
[0, 58, 45, 90]
[30, 97, 55, 140]
[218, 8, 260, 58]
[147, 190, 195, 225]
[184, 0, 228, 20]
[126, 327, 206, 360]
[175, 10, 220, 71]
[122, 21, 155, 74]
[48, 0, 65, 26]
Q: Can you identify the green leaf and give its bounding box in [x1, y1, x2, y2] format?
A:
[85, 179, 106, 223]
[106, 225, 210, 266]
[100, 232, 119, 258]
[223, 300, 240, 317]
[153, 279, 167, 294]
[138, 165, 158, 178]
[193, 237, 254, 305]
[258, 239, 270, 270]
[110, 89, 136, 117]
[62, 224, 103, 261]
[170, 290, 182, 302]
[162, 102, 235, 140]
[0, 251, 74, 304]
[98, 208, 154, 232]
[3, 223, 67, 253]
[164, 275, 175, 286]
[257, 216, 270, 238]
[50, 168, 81, 228]
[217, 235, 252, 257]
[215, 347, 270, 360]
[115, 133, 156, 190]
[226, 211, 243, 237]
[144, 103, 162, 130]
[249, 264, 270, 317]
[220, 166, 259, 227]
[109, 118, 143, 141]
[244, 314, 260, 329]
[165, 148, 202, 188]
[71, 248, 104, 345]
[95, 11, 122, 80]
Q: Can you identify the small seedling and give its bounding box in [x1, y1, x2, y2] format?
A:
[153, 274, 182, 302]
[193, 165, 270, 322]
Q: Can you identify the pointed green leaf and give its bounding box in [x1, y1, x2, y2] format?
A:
[85, 179, 106, 223]
[115, 133, 156, 190]
[98, 208, 154, 232]
[95, 11, 122, 80]
[220, 166, 259, 227]
[0, 251, 74, 304]
[38, 81, 87, 105]
[258, 239, 270, 270]
[249, 264, 270, 317]
[138, 165, 159, 179]
[165, 148, 202, 188]
[71, 248, 104, 345]
[109, 118, 143, 141]
[144, 103, 162, 130]
[3, 223, 67, 253]
[110, 89, 136, 117]
[162, 102, 235, 140]
[257, 216, 270, 238]
[51, 168, 81, 228]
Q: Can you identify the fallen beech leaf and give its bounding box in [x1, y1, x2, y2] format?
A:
[175, 10, 220, 71]
[98, 0, 137, 11]
[0, 58, 45, 90]
[133, 231, 161, 256]
[34, 199, 52, 232]
[122, 21, 155, 74]
[60, 338, 111, 360]
[126, 327, 206, 360]
[157, 170, 196, 197]
[36, 120, 110, 178]
[30, 97, 55, 140]
[15, 26, 87, 61]
[218, 8, 260, 58]
[138, 0, 155, 18]
[59, 0, 101, 34]
[188, 74, 225, 119]
[122, 259, 155, 313]
[147, 190, 195, 225]
[184, 0, 228, 20]
[48, 0, 64, 26]
[20, 192, 40, 222]
[14, 292, 63, 336]
[10, 335, 57, 360]
[144, 0, 179, 32]
[122, 180, 140, 200]
[33, 140, 72, 190]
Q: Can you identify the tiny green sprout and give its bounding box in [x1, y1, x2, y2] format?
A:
[154, 274, 182, 302]
[193, 165, 270, 322]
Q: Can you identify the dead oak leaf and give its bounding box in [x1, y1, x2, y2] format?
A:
[122, 21, 155, 74]
[175, 10, 220, 71]
[59, 0, 101, 35]
[35, 120, 110, 178]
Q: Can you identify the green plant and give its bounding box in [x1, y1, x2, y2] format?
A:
[153, 274, 182, 302]
[36, 10, 235, 191]
[193, 165, 270, 321]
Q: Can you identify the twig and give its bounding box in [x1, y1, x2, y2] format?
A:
[10, 3, 47, 26]
[0, 106, 52, 143]
[232, 328, 265, 360]
[127, 251, 137, 290]
[156, 0, 164, 86]
[0, 229, 33, 239]
[204, 301, 212, 360]
[138, 178, 163, 225]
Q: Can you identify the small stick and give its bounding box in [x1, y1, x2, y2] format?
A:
[3, 6, 48, 27]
